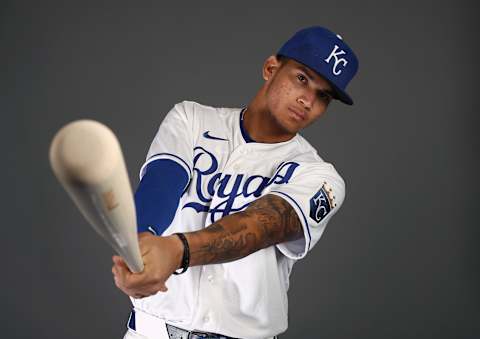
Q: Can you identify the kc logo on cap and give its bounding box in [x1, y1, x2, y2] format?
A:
[324, 45, 348, 76]
[277, 26, 359, 105]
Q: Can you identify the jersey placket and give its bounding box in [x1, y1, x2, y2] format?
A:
[189, 143, 250, 332]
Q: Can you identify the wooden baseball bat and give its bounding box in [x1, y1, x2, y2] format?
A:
[49, 120, 144, 273]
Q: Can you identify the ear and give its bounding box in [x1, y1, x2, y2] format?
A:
[262, 55, 282, 81]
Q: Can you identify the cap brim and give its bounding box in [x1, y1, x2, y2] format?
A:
[329, 81, 354, 105]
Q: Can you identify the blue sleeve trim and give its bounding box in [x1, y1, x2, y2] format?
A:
[239, 108, 256, 143]
[147, 152, 192, 177]
[127, 309, 135, 330]
[135, 159, 189, 235]
[269, 190, 311, 250]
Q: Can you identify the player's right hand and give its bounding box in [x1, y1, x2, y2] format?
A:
[111, 232, 183, 299]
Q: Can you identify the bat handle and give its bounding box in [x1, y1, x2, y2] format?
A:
[125, 257, 144, 273]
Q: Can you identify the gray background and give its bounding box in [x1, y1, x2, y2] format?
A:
[2, 0, 478, 338]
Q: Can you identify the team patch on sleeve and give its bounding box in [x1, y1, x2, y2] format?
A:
[309, 182, 336, 223]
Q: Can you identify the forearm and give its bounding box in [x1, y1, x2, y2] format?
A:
[112, 195, 303, 298]
[184, 194, 304, 266]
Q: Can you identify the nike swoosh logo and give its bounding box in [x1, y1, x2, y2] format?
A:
[203, 131, 228, 141]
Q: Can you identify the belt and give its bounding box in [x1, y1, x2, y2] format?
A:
[166, 323, 238, 339]
[127, 310, 239, 339]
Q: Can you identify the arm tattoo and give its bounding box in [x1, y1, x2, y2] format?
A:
[185, 194, 304, 266]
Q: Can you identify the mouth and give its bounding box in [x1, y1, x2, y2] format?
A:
[288, 107, 307, 121]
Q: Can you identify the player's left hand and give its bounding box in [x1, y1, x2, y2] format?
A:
[111, 232, 183, 299]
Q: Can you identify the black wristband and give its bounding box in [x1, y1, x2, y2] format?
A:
[173, 233, 190, 275]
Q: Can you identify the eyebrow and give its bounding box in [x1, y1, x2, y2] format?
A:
[297, 65, 335, 97]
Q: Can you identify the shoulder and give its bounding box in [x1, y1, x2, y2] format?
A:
[289, 134, 327, 165]
[171, 101, 242, 136]
[175, 100, 241, 118]
[289, 134, 345, 185]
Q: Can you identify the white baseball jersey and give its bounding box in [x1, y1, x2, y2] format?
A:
[131, 101, 345, 339]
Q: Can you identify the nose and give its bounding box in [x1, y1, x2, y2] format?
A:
[296, 89, 315, 110]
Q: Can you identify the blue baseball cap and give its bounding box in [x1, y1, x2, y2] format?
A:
[278, 26, 359, 105]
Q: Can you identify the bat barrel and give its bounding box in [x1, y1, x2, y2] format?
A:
[49, 120, 121, 185]
[49, 120, 144, 273]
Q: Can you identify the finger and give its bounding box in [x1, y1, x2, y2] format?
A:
[112, 256, 122, 275]
[113, 256, 149, 289]
[112, 255, 129, 269]
[112, 256, 144, 290]
[111, 264, 122, 282]
[113, 275, 123, 290]
[112, 256, 129, 278]
[112, 267, 127, 290]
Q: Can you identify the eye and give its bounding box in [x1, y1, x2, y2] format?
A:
[296, 74, 307, 83]
[318, 91, 332, 103]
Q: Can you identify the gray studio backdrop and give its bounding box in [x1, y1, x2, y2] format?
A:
[2, 1, 478, 338]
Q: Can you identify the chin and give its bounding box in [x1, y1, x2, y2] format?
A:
[282, 113, 306, 133]
[267, 105, 300, 134]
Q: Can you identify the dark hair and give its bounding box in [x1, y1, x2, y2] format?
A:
[275, 54, 288, 64]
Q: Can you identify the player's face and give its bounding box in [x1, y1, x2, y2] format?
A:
[263, 56, 334, 134]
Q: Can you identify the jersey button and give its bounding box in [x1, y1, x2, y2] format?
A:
[207, 275, 214, 283]
[203, 315, 210, 323]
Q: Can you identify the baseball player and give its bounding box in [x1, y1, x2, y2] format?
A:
[112, 26, 359, 339]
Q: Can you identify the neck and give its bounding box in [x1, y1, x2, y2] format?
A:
[243, 87, 296, 143]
